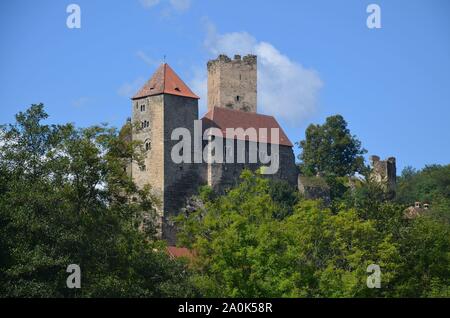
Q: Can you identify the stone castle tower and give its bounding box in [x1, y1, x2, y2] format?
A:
[130, 55, 297, 244]
[130, 64, 203, 244]
[207, 54, 257, 113]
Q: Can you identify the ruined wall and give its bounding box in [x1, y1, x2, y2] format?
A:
[370, 155, 397, 198]
[207, 54, 257, 113]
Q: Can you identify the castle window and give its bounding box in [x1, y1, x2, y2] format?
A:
[141, 120, 149, 129]
[145, 140, 151, 151]
[141, 104, 146, 112]
[236, 95, 240, 102]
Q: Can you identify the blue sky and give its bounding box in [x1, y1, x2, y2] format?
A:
[0, 0, 449, 172]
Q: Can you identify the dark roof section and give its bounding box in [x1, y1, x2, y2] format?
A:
[166, 246, 195, 260]
[201, 107, 293, 147]
[132, 63, 199, 100]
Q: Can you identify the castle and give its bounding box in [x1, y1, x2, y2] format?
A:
[129, 54, 297, 244]
[128, 54, 397, 244]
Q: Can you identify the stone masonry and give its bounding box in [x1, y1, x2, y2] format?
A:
[370, 155, 397, 198]
[130, 55, 298, 244]
[207, 54, 257, 113]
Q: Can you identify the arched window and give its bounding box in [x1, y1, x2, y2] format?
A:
[145, 139, 151, 151]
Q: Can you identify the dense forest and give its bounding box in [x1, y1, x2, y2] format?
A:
[0, 105, 449, 297]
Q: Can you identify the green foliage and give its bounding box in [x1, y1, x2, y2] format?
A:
[176, 170, 450, 298]
[267, 179, 299, 219]
[1, 106, 449, 298]
[396, 165, 450, 221]
[0, 104, 196, 297]
[298, 115, 367, 177]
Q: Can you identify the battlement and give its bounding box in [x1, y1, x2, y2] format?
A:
[207, 54, 257, 70]
[207, 54, 257, 113]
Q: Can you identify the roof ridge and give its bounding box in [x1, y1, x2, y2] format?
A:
[132, 63, 199, 100]
[162, 63, 166, 92]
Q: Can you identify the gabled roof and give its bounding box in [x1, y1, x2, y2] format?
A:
[132, 63, 199, 100]
[201, 107, 293, 147]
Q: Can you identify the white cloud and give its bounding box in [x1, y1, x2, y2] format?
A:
[192, 20, 323, 125]
[190, 66, 208, 114]
[169, 0, 191, 12]
[72, 97, 90, 108]
[118, 77, 146, 98]
[136, 50, 160, 67]
[139, 0, 160, 8]
[139, 0, 191, 13]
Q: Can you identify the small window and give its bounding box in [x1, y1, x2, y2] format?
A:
[236, 95, 240, 102]
[145, 140, 151, 151]
[142, 121, 149, 129]
[174, 87, 181, 92]
[141, 105, 146, 112]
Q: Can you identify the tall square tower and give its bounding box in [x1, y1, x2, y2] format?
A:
[207, 54, 257, 113]
[131, 63, 202, 244]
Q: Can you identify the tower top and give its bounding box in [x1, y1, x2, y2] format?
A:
[207, 54, 257, 113]
[132, 63, 199, 100]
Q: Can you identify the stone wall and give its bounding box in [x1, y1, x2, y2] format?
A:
[370, 155, 397, 198]
[207, 54, 257, 113]
[131, 95, 165, 227]
[131, 94, 205, 244]
[162, 94, 204, 244]
[207, 138, 298, 192]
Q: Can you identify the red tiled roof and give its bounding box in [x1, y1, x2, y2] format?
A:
[201, 107, 293, 147]
[132, 63, 199, 100]
[167, 246, 195, 260]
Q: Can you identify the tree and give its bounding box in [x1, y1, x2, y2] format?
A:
[396, 165, 450, 221]
[298, 115, 367, 177]
[0, 104, 197, 297]
[175, 170, 411, 297]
